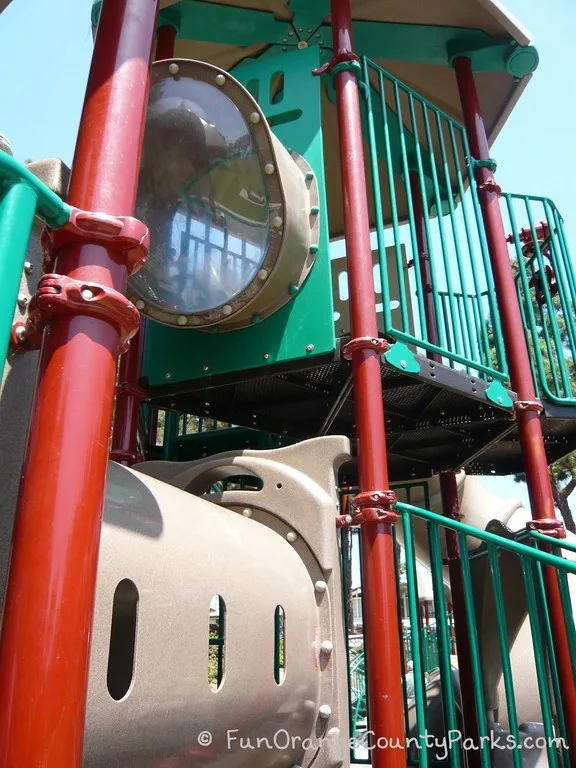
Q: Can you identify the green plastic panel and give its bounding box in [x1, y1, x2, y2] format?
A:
[142, 45, 335, 387]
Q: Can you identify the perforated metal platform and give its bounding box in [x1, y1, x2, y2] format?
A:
[144, 346, 576, 481]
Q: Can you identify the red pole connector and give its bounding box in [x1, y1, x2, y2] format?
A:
[454, 55, 576, 756]
[0, 1, 159, 765]
[328, 0, 406, 763]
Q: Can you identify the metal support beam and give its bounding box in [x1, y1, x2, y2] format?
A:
[0, 1, 159, 764]
[440, 470, 481, 768]
[454, 55, 576, 758]
[328, 0, 406, 763]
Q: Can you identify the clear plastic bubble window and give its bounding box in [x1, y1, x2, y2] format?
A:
[131, 74, 272, 317]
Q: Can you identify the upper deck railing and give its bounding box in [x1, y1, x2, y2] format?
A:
[359, 57, 576, 406]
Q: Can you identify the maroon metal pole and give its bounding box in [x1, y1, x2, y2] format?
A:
[156, 23, 177, 61]
[440, 470, 481, 768]
[0, 1, 159, 765]
[110, 24, 176, 466]
[110, 327, 147, 464]
[409, 170, 441, 362]
[328, 0, 406, 763]
[454, 55, 576, 756]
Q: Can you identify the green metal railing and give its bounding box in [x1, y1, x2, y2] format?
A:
[502, 193, 576, 404]
[343, 483, 576, 766]
[0, 152, 70, 364]
[361, 57, 507, 384]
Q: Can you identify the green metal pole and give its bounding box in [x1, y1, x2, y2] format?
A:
[0, 182, 38, 364]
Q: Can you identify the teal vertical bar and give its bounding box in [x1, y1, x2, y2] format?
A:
[520, 558, 559, 768]
[360, 59, 395, 331]
[393, 80, 429, 342]
[486, 546, 522, 768]
[0, 182, 38, 363]
[532, 557, 570, 767]
[457, 127, 507, 374]
[523, 199, 572, 398]
[456, 533, 491, 768]
[504, 195, 550, 395]
[428, 521, 462, 768]
[402, 510, 429, 766]
[162, 411, 179, 459]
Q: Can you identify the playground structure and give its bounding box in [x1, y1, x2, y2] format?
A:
[1, 0, 576, 767]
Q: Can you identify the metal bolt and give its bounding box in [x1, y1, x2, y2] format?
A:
[168, 62, 179, 75]
[203, 365, 209, 372]
[222, 304, 233, 316]
[81, 288, 94, 300]
[287, 531, 298, 543]
[297, 40, 308, 49]
[177, 315, 187, 326]
[497, 396, 503, 404]
[282, 38, 288, 43]
[164, 372, 172, 379]
[264, 162, 275, 175]
[17, 294, 28, 308]
[215, 73, 226, 86]
[310, 205, 319, 215]
[242, 508, 253, 517]
[305, 171, 314, 181]
[257, 269, 269, 281]
[272, 215, 283, 228]
[15, 326, 26, 342]
[306, 344, 314, 353]
[135, 299, 145, 310]
[321, 640, 334, 654]
[400, 360, 407, 369]
[282, 46, 287, 51]
[309, 244, 319, 254]
[24, 261, 33, 275]
[249, 111, 261, 124]
[289, 31, 294, 36]
[263, 353, 270, 360]
[298, 27, 303, 31]
[318, 704, 332, 719]
[316, 33, 321, 38]
[314, 580, 328, 593]
[289, 284, 299, 295]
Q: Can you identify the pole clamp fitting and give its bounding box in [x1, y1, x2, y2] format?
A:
[342, 336, 389, 360]
[472, 157, 498, 174]
[336, 514, 354, 528]
[477, 178, 502, 197]
[526, 518, 566, 539]
[109, 449, 145, 465]
[354, 507, 400, 525]
[12, 274, 140, 353]
[115, 381, 147, 399]
[313, 49, 361, 78]
[513, 399, 544, 416]
[350, 490, 399, 525]
[42, 207, 149, 276]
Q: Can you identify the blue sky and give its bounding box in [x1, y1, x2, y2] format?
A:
[1, 0, 574, 514]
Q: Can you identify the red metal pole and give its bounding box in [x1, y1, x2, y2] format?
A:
[329, 0, 405, 763]
[0, 1, 159, 765]
[440, 470, 481, 768]
[110, 22, 176, 466]
[156, 23, 177, 61]
[110, 328, 147, 464]
[454, 55, 576, 756]
[409, 170, 441, 362]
